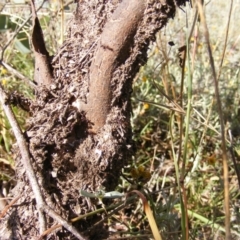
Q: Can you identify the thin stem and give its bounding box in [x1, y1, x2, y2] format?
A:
[0, 0, 47, 60]
[0, 61, 37, 89]
[197, 1, 231, 239]
[0, 85, 46, 232]
[0, 85, 86, 239]
[217, 0, 233, 80]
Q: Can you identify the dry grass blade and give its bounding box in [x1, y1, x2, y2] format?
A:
[197, 0, 231, 238]
[129, 190, 162, 240]
[217, 0, 233, 80]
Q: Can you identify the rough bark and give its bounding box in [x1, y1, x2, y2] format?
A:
[82, 0, 146, 133]
[0, 0, 189, 239]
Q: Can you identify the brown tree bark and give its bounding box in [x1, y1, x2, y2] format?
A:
[0, 0, 188, 239]
[81, 0, 146, 133]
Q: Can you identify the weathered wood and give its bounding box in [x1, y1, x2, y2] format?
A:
[31, 0, 53, 86]
[83, 0, 146, 133]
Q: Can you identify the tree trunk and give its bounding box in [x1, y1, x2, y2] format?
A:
[0, 0, 188, 239]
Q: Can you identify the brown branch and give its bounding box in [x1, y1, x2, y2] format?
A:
[43, 206, 86, 240]
[0, 85, 46, 232]
[0, 196, 21, 219]
[30, 0, 53, 86]
[82, 0, 146, 133]
[0, 85, 86, 239]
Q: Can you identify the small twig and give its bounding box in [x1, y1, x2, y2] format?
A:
[38, 224, 61, 239]
[0, 61, 37, 89]
[0, 85, 85, 239]
[217, 0, 233, 80]
[0, 85, 46, 232]
[0, 0, 47, 60]
[0, 1, 7, 12]
[38, 206, 88, 240]
[0, 195, 21, 219]
[43, 205, 86, 240]
[136, 97, 185, 114]
[82, 196, 137, 234]
[40, 195, 138, 239]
